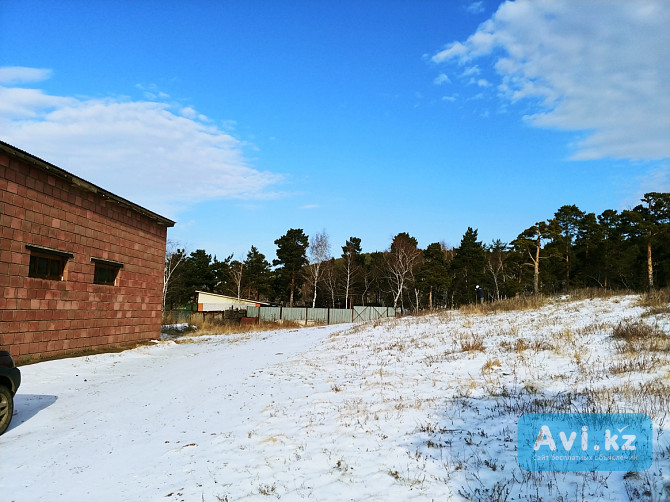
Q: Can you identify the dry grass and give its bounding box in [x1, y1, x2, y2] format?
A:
[566, 287, 636, 301]
[638, 287, 670, 316]
[459, 294, 546, 315]
[611, 320, 670, 356]
[163, 315, 308, 338]
[193, 292, 667, 501]
[504, 337, 555, 353]
[609, 354, 663, 375]
[458, 287, 642, 317]
[481, 358, 502, 374]
[459, 332, 485, 352]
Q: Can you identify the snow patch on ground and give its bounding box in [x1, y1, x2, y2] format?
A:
[2, 296, 669, 501]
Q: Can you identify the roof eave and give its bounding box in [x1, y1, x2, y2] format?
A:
[0, 140, 176, 228]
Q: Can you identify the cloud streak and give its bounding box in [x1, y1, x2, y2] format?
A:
[0, 66, 53, 84]
[0, 71, 283, 217]
[432, 0, 670, 161]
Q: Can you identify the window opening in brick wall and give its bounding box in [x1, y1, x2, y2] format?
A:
[92, 258, 123, 286]
[26, 245, 73, 281]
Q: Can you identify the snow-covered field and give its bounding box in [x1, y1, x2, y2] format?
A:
[2, 295, 669, 502]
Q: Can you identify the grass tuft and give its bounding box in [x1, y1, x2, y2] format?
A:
[638, 287, 670, 316]
[459, 333, 485, 352]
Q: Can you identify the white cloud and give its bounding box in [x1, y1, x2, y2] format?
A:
[0, 66, 52, 84]
[465, 1, 485, 15]
[432, 0, 670, 161]
[433, 73, 451, 85]
[0, 86, 74, 118]
[180, 106, 198, 119]
[432, 42, 468, 64]
[135, 83, 170, 101]
[0, 71, 284, 217]
[461, 66, 481, 77]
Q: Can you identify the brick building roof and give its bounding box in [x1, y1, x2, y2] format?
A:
[0, 140, 175, 228]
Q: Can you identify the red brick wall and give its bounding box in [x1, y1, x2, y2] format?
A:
[0, 152, 169, 364]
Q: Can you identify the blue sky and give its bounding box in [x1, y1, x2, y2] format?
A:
[1, 0, 668, 262]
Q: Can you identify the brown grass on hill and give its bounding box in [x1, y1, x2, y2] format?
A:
[162, 315, 309, 338]
[459, 294, 546, 315]
[638, 287, 670, 316]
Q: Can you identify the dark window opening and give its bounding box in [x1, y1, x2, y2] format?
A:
[26, 245, 72, 281]
[92, 258, 123, 286]
[29, 254, 66, 280]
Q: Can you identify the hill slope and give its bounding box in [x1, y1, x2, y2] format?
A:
[3, 295, 669, 501]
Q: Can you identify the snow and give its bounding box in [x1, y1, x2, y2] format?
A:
[2, 295, 669, 501]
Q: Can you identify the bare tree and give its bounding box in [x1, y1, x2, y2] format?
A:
[307, 230, 331, 308]
[360, 266, 371, 306]
[486, 239, 508, 301]
[230, 258, 244, 300]
[385, 233, 422, 312]
[323, 259, 339, 308]
[163, 239, 186, 310]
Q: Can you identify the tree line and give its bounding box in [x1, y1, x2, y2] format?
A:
[163, 192, 669, 312]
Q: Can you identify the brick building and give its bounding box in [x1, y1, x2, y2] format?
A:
[0, 141, 175, 363]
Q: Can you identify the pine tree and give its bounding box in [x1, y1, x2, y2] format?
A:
[622, 193, 670, 290]
[573, 212, 599, 287]
[273, 229, 309, 307]
[171, 249, 217, 307]
[243, 246, 271, 301]
[211, 254, 233, 295]
[450, 227, 487, 305]
[416, 242, 451, 310]
[550, 205, 586, 289]
[341, 237, 362, 308]
[595, 209, 623, 289]
[512, 222, 552, 295]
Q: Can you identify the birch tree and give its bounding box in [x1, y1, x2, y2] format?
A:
[486, 239, 508, 301]
[307, 230, 331, 307]
[385, 233, 421, 312]
[323, 258, 339, 308]
[230, 258, 244, 300]
[163, 239, 186, 309]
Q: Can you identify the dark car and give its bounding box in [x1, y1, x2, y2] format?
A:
[0, 351, 21, 435]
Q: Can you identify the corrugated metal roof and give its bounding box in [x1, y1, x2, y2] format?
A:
[196, 291, 271, 306]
